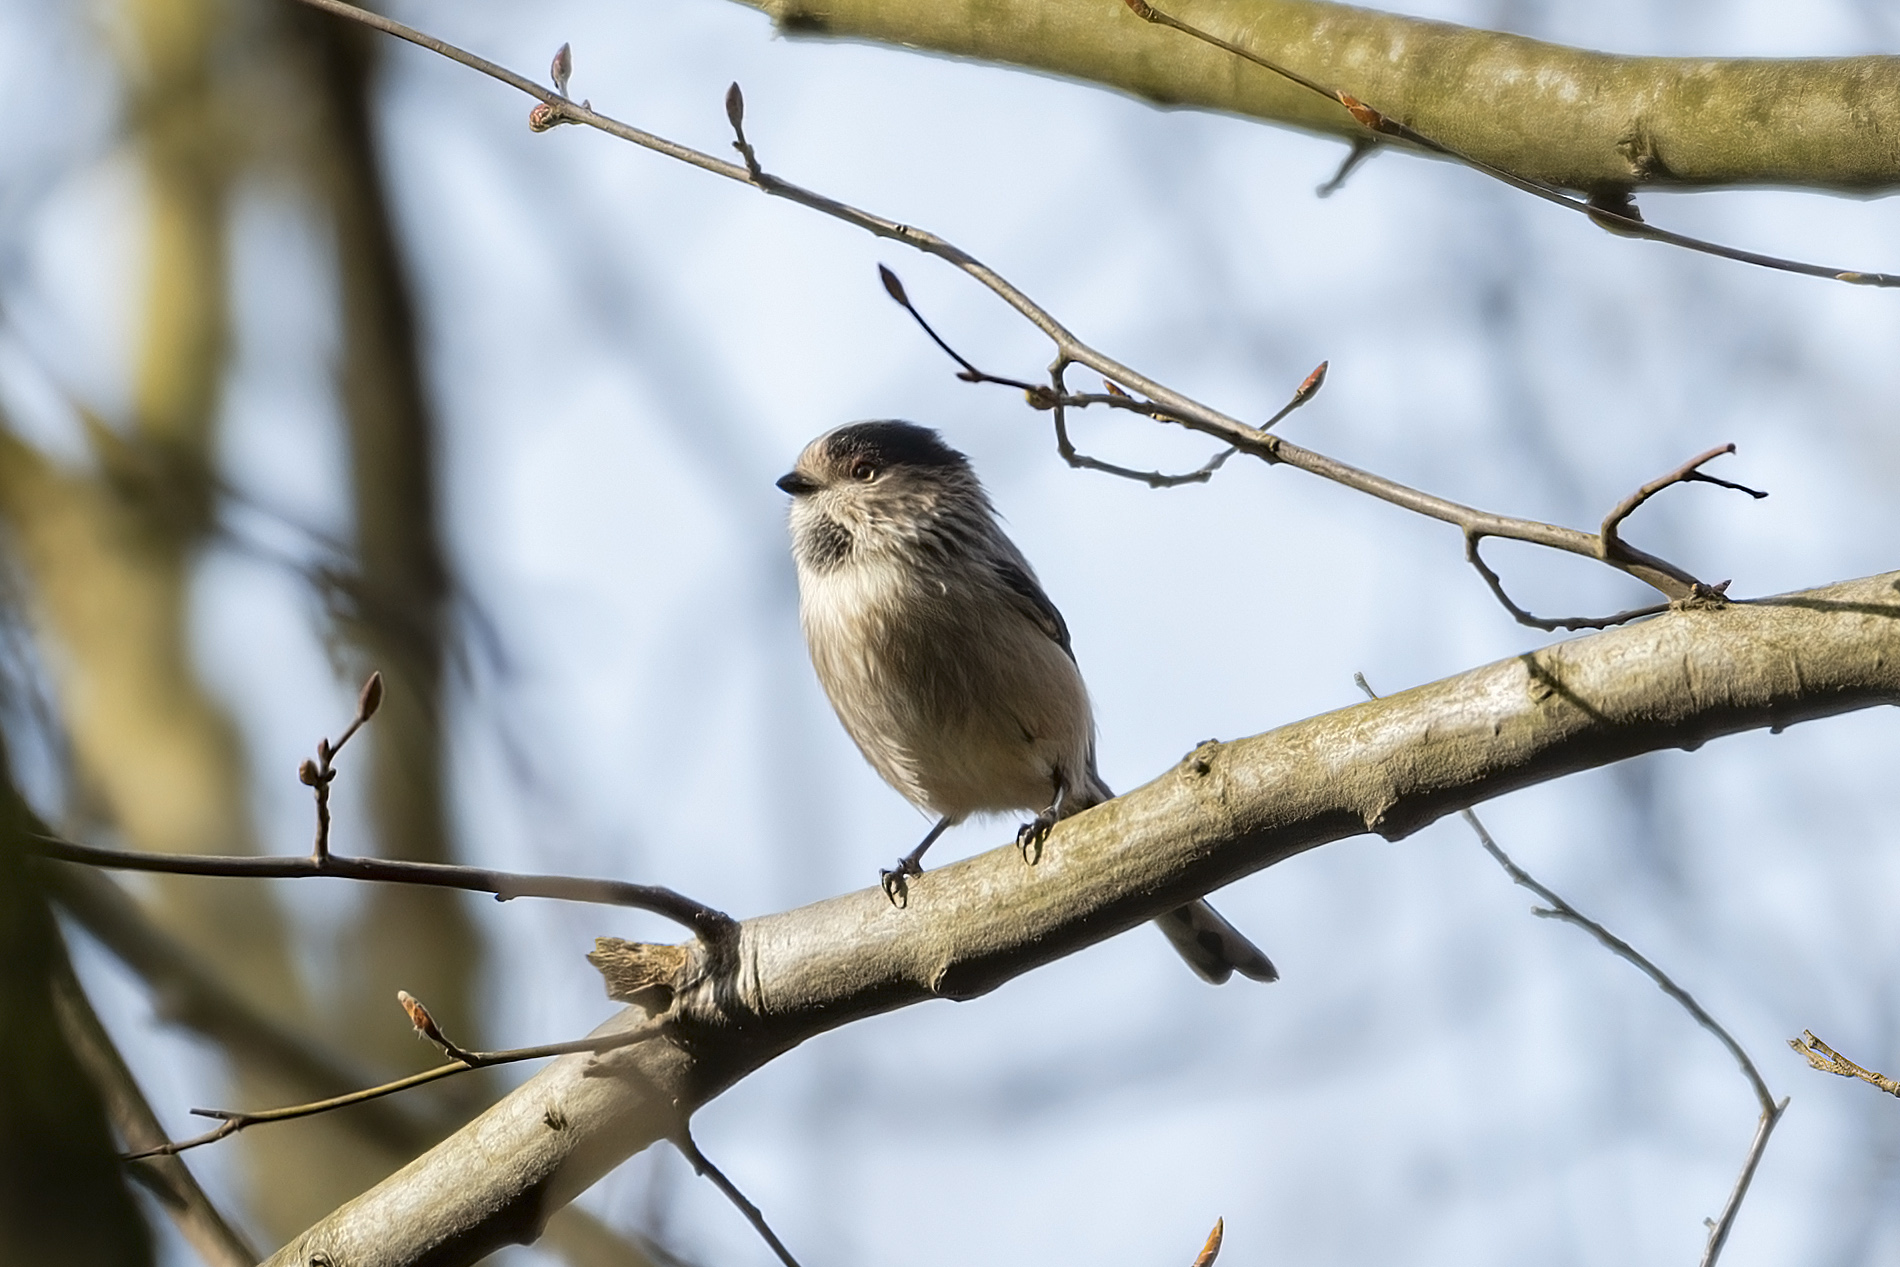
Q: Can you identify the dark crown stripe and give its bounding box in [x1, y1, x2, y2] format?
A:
[824, 421, 968, 471]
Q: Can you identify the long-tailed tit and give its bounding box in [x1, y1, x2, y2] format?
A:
[778, 421, 1276, 984]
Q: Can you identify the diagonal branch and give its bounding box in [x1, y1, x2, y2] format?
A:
[1455, 809, 1782, 1266]
[260, 571, 1900, 1267]
[877, 257, 1757, 623]
[128, 1010, 673, 1160]
[283, 0, 1767, 630]
[1127, 0, 1899, 288]
[48, 864, 670, 1267]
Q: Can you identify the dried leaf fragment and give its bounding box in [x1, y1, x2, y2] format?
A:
[1191, 1218, 1224, 1267]
[1337, 92, 1386, 131]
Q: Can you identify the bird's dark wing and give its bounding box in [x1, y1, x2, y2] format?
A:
[992, 556, 1075, 664]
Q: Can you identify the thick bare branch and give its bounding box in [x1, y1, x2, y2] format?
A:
[734, 0, 1900, 196]
[263, 571, 1900, 1267]
[1124, 0, 1898, 287]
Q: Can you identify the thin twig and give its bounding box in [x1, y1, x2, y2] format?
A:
[890, 248, 1754, 625]
[673, 1128, 805, 1267]
[1125, 0, 1900, 289]
[1463, 536, 1673, 633]
[277, 1, 1765, 628]
[302, 671, 383, 862]
[126, 1014, 673, 1160]
[1459, 442, 1762, 631]
[38, 669, 727, 934]
[1458, 810, 1776, 1110]
[1354, 674, 1786, 1264]
[38, 833, 734, 938]
[1600, 444, 1766, 556]
[49, 867, 668, 1267]
[1789, 1031, 1900, 1097]
[1458, 810, 1784, 1266]
[1316, 137, 1380, 197]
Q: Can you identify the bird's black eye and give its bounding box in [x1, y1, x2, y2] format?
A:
[851, 460, 877, 482]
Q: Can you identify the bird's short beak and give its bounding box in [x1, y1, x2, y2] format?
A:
[776, 471, 819, 496]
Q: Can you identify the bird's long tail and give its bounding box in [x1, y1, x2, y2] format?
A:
[1069, 762, 1278, 985]
[1155, 901, 1279, 984]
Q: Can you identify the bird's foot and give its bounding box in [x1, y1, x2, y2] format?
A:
[1017, 809, 1058, 865]
[880, 855, 924, 907]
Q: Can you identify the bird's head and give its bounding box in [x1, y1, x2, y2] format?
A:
[777, 421, 986, 568]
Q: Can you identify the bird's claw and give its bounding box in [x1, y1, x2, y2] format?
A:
[1016, 810, 1057, 865]
[880, 856, 923, 907]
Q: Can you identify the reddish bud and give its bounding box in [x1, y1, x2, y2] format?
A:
[357, 671, 384, 722]
[398, 990, 445, 1045]
[1294, 361, 1328, 402]
[878, 264, 910, 308]
[725, 82, 745, 133]
[529, 102, 561, 133]
[1125, 0, 1158, 19]
[550, 43, 572, 97]
[1103, 379, 1131, 399]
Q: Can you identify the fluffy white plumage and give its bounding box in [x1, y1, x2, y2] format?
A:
[780, 421, 1275, 984]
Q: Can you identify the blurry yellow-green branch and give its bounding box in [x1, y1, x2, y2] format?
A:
[735, 0, 1900, 194]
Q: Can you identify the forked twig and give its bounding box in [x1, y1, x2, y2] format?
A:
[279, 0, 1769, 633]
[884, 257, 1760, 628]
[1125, 0, 1900, 289]
[36, 672, 735, 937]
[1463, 443, 1760, 631]
[1789, 1031, 1900, 1098]
[302, 670, 382, 863]
[124, 995, 672, 1160]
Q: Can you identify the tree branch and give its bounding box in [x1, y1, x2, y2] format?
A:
[281, 0, 1772, 630]
[733, 0, 1900, 196]
[263, 571, 1900, 1266]
[1456, 810, 1783, 1267]
[35, 835, 735, 938]
[47, 864, 669, 1266]
[1124, 0, 1898, 287]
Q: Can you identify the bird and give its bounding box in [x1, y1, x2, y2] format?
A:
[776, 420, 1276, 984]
